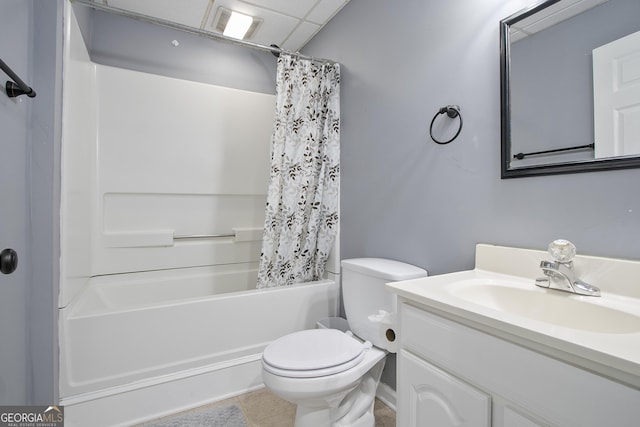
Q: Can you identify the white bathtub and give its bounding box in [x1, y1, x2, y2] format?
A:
[59, 262, 339, 426]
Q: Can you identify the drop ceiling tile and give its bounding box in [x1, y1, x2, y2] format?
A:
[108, 0, 210, 28]
[239, 0, 318, 19]
[209, 0, 300, 47]
[94, 0, 349, 52]
[281, 21, 321, 52]
[306, 0, 348, 25]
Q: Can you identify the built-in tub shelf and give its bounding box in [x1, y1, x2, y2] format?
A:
[102, 227, 264, 248]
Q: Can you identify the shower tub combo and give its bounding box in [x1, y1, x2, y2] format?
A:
[59, 264, 338, 426]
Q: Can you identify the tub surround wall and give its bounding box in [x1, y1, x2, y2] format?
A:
[60, 3, 96, 308]
[60, 5, 275, 306]
[92, 64, 273, 276]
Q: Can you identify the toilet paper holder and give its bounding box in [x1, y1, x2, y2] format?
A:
[368, 310, 397, 349]
[385, 328, 396, 343]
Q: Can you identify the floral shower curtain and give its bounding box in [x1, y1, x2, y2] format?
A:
[256, 53, 340, 289]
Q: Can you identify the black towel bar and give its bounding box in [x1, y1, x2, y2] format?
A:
[1, 58, 36, 98]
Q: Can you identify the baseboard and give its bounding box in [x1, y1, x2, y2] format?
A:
[62, 354, 263, 427]
[376, 382, 396, 411]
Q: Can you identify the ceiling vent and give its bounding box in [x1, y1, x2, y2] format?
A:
[211, 7, 262, 40]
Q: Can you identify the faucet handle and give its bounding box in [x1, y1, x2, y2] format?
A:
[548, 239, 576, 263]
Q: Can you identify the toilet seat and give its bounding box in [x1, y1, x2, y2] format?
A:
[262, 329, 370, 378]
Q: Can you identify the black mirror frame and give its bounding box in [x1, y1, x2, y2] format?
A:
[500, 0, 640, 179]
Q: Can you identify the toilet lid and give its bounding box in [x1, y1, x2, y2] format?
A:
[263, 329, 366, 373]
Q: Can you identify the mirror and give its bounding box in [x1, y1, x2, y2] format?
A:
[500, 0, 640, 178]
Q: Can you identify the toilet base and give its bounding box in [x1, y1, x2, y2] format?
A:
[293, 405, 375, 427]
[288, 358, 385, 427]
[294, 405, 332, 427]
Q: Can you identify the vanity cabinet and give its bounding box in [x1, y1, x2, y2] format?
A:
[396, 301, 640, 427]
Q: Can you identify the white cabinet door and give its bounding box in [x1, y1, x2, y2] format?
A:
[593, 30, 640, 158]
[398, 350, 491, 427]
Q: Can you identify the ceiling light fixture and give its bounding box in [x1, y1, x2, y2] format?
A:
[212, 8, 262, 41]
[223, 11, 253, 39]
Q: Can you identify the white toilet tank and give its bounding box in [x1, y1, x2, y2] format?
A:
[341, 258, 427, 351]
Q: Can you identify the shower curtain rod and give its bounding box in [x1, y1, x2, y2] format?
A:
[71, 0, 337, 65]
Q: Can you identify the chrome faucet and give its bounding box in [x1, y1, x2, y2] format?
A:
[535, 240, 600, 297]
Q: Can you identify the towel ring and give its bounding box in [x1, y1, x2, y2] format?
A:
[430, 105, 463, 145]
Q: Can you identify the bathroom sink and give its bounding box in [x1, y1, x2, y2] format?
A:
[447, 279, 640, 334]
[386, 244, 640, 390]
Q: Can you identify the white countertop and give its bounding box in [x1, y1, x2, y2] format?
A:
[386, 244, 640, 389]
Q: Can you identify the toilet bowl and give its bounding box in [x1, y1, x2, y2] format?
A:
[261, 258, 428, 427]
[262, 329, 386, 427]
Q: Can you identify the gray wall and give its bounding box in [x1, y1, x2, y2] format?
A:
[0, 0, 31, 404]
[302, 0, 640, 388]
[0, 0, 62, 404]
[304, 0, 640, 274]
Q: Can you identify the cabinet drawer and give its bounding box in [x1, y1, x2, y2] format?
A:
[400, 302, 469, 368]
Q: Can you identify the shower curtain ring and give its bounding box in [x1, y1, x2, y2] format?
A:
[430, 105, 463, 145]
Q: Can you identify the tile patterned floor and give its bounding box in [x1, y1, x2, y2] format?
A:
[143, 387, 396, 427]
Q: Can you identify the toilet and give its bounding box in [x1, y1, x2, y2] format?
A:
[261, 258, 428, 427]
